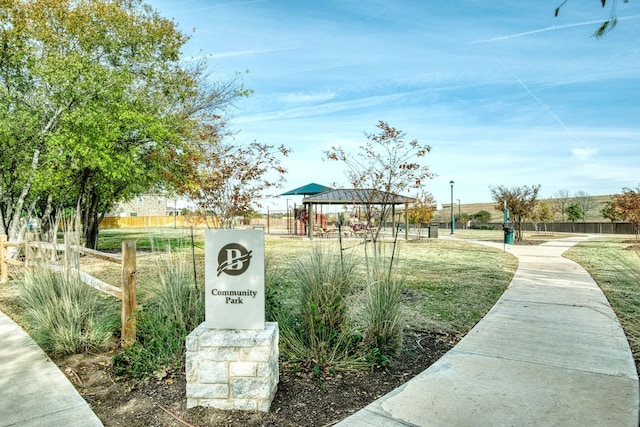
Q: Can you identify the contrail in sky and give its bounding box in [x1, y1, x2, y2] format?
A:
[472, 14, 640, 44]
[509, 71, 582, 143]
[183, 47, 293, 62]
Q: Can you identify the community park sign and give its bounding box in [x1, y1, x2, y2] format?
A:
[204, 229, 265, 330]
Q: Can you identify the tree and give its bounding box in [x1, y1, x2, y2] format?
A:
[179, 123, 290, 229]
[531, 200, 554, 234]
[325, 120, 434, 246]
[471, 210, 492, 224]
[457, 212, 471, 230]
[0, 0, 245, 248]
[612, 185, 640, 240]
[555, 0, 629, 38]
[601, 200, 623, 222]
[566, 204, 584, 231]
[552, 189, 571, 221]
[573, 191, 598, 220]
[408, 191, 436, 238]
[490, 185, 541, 242]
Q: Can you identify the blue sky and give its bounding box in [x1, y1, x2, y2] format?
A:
[149, 0, 640, 210]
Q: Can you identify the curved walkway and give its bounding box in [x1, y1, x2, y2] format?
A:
[0, 309, 103, 427]
[338, 236, 639, 426]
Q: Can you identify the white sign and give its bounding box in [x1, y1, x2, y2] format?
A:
[204, 230, 265, 330]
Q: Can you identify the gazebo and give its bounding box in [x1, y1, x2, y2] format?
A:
[301, 188, 416, 240]
[280, 183, 334, 235]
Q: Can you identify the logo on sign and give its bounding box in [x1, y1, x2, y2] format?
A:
[217, 243, 252, 276]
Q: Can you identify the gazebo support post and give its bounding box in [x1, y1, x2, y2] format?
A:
[405, 202, 409, 240]
[308, 203, 314, 240]
[391, 205, 396, 236]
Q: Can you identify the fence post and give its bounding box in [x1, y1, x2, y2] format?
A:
[0, 235, 7, 284]
[121, 240, 136, 347]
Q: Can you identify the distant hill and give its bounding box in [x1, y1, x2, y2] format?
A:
[436, 194, 615, 223]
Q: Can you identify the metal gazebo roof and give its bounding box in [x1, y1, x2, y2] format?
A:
[280, 183, 334, 196]
[302, 188, 415, 205]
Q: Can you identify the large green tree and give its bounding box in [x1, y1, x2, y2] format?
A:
[0, 0, 244, 248]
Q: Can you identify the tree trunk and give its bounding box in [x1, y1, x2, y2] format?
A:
[515, 217, 523, 242]
[84, 218, 100, 250]
[39, 195, 55, 238]
[8, 148, 40, 242]
[83, 192, 101, 250]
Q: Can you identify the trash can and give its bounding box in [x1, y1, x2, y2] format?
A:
[428, 224, 439, 238]
[503, 226, 514, 244]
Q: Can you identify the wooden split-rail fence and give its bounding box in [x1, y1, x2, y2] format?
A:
[0, 234, 137, 347]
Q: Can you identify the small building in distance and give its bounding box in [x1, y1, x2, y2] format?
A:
[106, 194, 171, 217]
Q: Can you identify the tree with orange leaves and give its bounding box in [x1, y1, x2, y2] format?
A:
[179, 121, 291, 229]
[612, 185, 640, 240]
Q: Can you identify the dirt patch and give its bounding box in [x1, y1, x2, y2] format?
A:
[54, 330, 457, 427]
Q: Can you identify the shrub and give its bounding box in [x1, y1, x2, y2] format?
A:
[113, 308, 188, 379]
[470, 223, 498, 230]
[18, 267, 118, 355]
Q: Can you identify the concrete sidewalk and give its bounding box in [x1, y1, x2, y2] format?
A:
[0, 310, 103, 427]
[338, 236, 639, 426]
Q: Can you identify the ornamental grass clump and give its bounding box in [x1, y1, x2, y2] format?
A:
[146, 253, 203, 333]
[114, 252, 203, 379]
[360, 270, 406, 364]
[275, 246, 370, 374]
[19, 267, 118, 355]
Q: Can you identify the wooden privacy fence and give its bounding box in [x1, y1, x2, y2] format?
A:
[0, 234, 137, 347]
[99, 215, 221, 229]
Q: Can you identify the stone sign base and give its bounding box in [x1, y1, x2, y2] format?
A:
[186, 322, 279, 411]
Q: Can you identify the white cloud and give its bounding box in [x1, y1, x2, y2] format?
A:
[571, 148, 599, 161]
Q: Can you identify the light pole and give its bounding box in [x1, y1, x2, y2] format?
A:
[286, 198, 292, 235]
[450, 180, 455, 236]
